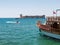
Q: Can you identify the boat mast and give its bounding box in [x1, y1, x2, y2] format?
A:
[56, 9, 60, 20]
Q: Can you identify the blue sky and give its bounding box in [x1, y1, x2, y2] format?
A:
[0, 0, 60, 17]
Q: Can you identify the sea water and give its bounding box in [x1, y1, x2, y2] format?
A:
[0, 18, 60, 45]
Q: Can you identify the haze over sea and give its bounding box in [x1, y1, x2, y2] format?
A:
[0, 18, 60, 45]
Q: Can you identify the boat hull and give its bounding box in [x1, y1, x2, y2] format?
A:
[40, 29, 60, 39]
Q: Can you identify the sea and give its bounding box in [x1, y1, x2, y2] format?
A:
[0, 18, 60, 45]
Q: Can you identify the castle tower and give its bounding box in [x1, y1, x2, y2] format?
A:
[20, 14, 22, 18]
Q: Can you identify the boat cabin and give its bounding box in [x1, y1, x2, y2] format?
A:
[46, 17, 60, 34]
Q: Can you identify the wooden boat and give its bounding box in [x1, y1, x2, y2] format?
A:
[37, 9, 60, 39]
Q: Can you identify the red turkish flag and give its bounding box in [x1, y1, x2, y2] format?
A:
[53, 11, 56, 14]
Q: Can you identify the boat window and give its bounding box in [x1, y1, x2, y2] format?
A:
[48, 22, 52, 24]
[47, 22, 48, 24]
[57, 22, 59, 24]
[53, 22, 58, 28]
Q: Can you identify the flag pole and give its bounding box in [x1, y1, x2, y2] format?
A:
[53, 11, 54, 20]
[53, 11, 56, 20]
[56, 10, 57, 20]
[56, 9, 60, 21]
